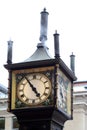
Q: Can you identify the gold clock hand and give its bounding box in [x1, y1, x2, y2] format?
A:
[25, 76, 40, 97]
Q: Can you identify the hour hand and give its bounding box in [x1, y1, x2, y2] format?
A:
[25, 76, 40, 97]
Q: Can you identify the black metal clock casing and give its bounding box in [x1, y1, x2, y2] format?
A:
[4, 59, 77, 130]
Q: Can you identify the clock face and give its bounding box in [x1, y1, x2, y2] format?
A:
[11, 66, 54, 109]
[17, 73, 51, 105]
[57, 70, 72, 116]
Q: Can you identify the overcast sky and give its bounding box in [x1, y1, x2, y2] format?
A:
[0, 0, 87, 87]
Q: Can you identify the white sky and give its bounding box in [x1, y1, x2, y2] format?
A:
[0, 0, 87, 87]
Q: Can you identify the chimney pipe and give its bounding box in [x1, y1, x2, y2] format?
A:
[54, 30, 60, 58]
[7, 40, 13, 64]
[70, 52, 75, 73]
[39, 8, 49, 44]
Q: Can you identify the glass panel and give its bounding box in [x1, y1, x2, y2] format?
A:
[13, 117, 19, 129]
[0, 117, 5, 129]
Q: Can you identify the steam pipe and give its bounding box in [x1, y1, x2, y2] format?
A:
[7, 40, 13, 64]
[39, 8, 49, 44]
[70, 52, 75, 73]
[54, 30, 60, 58]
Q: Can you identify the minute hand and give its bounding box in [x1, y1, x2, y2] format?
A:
[25, 76, 40, 97]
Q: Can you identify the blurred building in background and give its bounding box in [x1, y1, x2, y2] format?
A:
[64, 81, 87, 130]
[0, 84, 19, 130]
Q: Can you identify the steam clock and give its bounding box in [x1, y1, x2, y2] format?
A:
[4, 8, 77, 130]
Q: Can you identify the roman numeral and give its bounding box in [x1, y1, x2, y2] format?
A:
[19, 91, 23, 95]
[21, 83, 25, 85]
[25, 98, 29, 103]
[44, 81, 48, 83]
[45, 87, 49, 89]
[19, 89, 23, 92]
[32, 99, 35, 103]
[44, 92, 48, 96]
[20, 94, 24, 97]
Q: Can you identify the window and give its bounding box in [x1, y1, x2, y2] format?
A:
[0, 117, 5, 129]
[13, 117, 19, 129]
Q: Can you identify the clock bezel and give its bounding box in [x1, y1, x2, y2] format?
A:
[11, 66, 54, 109]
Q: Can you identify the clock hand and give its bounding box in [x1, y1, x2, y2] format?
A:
[25, 76, 40, 97]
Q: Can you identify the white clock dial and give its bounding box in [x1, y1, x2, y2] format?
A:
[17, 73, 51, 105]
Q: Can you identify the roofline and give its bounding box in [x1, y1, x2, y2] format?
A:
[4, 58, 77, 81]
[0, 84, 8, 94]
[74, 81, 87, 84]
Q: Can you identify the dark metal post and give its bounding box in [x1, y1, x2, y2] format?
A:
[70, 52, 75, 73]
[7, 40, 13, 64]
[54, 30, 60, 58]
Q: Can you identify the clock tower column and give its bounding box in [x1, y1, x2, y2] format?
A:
[4, 8, 77, 130]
